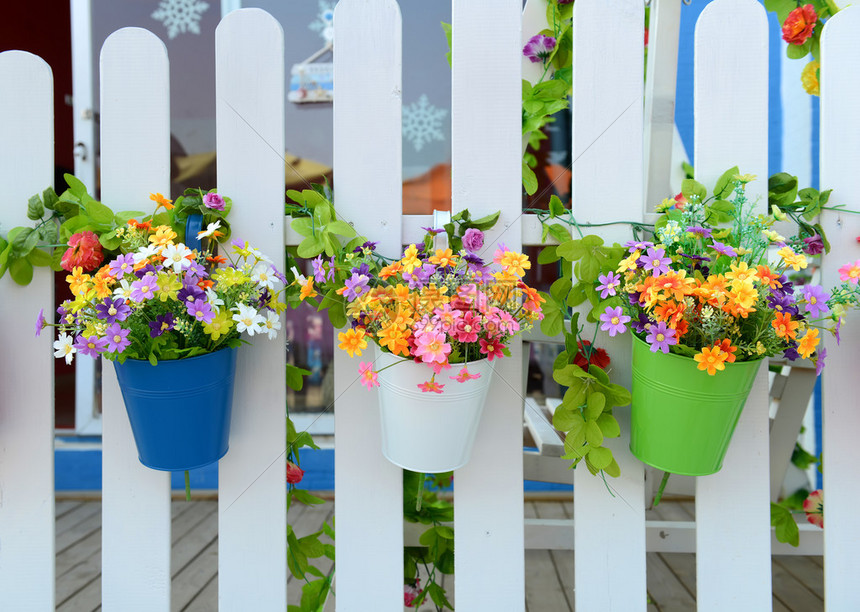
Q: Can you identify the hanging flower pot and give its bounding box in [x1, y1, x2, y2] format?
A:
[113, 347, 238, 471]
[629, 335, 763, 476]
[375, 348, 496, 473]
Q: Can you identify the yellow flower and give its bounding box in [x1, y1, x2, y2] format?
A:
[617, 250, 640, 273]
[203, 310, 234, 341]
[66, 267, 92, 296]
[212, 267, 249, 287]
[801, 60, 820, 97]
[400, 244, 421, 274]
[777, 246, 808, 272]
[726, 261, 758, 286]
[338, 328, 367, 358]
[732, 173, 756, 183]
[149, 225, 177, 247]
[429, 248, 457, 268]
[797, 328, 820, 360]
[499, 251, 531, 277]
[155, 272, 182, 302]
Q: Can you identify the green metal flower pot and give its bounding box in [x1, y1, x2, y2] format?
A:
[629, 335, 763, 476]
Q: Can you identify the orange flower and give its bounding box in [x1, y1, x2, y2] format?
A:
[379, 261, 403, 280]
[727, 282, 758, 314]
[756, 265, 782, 290]
[674, 319, 689, 339]
[150, 192, 174, 210]
[377, 324, 411, 357]
[694, 345, 728, 376]
[654, 301, 685, 327]
[717, 338, 737, 363]
[797, 328, 820, 359]
[206, 255, 227, 265]
[299, 277, 317, 301]
[338, 328, 367, 358]
[772, 312, 799, 340]
[429, 248, 457, 268]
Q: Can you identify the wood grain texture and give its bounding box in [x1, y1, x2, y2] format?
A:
[0, 51, 55, 610]
[332, 1, 405, 609]
[451, 0, 525, 609]
[693, 2, 772, 610]
[819, 7, 860, 610]
[99, 28, 172, 611]
[214, 9, 287, 611]
[570, 1, 647, 610]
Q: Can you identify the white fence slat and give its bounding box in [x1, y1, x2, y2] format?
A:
[451, 0, 525, 608]
[99, 28, 172, 611]
[0, 50, 56, 610]
[333, 1, 405, 609]
[215, 9, 287, 610]
[819, 7, 860, 609]
[570, 1, 647, 610]
[693, 2, 771, 610]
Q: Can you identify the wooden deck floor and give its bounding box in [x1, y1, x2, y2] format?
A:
[54, 497, 823, 611]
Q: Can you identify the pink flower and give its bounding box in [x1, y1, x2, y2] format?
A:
[61, 231, 104, 272]
[454, 311, 482, 343]
[203, 192, 226, 211]
[430, 360, 452, 375]
[404, 580, 422, 607]
[479, 337, 505, 361]
[434, 304, 462, 333]
[413, 331, 451, 364]
[462, 228, 484, 253]
[418, 381, 445, 394]
[451, 367, 481, 383]
[803, 489, 823, 528]
[838, 260, 860, 284]
[358, 362, 379, 389]
[286, 461, 304, 484]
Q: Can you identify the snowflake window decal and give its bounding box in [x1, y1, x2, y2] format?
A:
[402, 95, 448, 152]
[309, 1, 335, 43]
[152, 0, 210, 40]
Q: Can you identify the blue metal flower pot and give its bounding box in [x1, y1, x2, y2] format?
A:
[113, 347, 238, 471]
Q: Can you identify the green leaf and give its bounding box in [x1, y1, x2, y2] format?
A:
[548, 195, 566, 218]
[574, 256, 600, 283]
[537, 245, 560, 265]
[9, 257, 33, 285]
[550, 277, 572, 303]
[11, 227, 38, 258]
[713, 166, 740, 199]
[587, 445, 613, 470]
[547, 223, 571, 244]
[522, 161, 538, 195]
[291, 217, 316, 238]
[597, 413, 621, 438]
[297, 236, 325, 258]
[786, 40, 811, 60]
[562, 380, 587, 409]
[583, 392, 606, 420]
[63, 173, 88, 198]
[441, 21, 453, 66]
[604, 383, 632, 407]
[313, 204, 331, 227]
[286, 364, 312, 391]
[681, 178, 707, 202]
[327, 219, 355, 237]
[27, 194, 45, 220]
[27, 248, 52, 267]
[84, 198, 115, 225]
[552, 405, 584, 432]
[604, 457, 621, 478]
[770, 503, 800, 547]
[585, 419, 604, 447]
[557, 239, 584, 261]
[540, 302, 564, 337]
[468, 210, 500, 231]
[553, 363, 594, 386]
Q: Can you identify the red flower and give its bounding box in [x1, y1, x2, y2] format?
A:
[782, 5, 818, 46]
[803, 489, 823, 528]
[573, 340, 610, 370]
[286, 461, 305, 484]
[61, 231, 104, 272]
[404, 580, 422, 608]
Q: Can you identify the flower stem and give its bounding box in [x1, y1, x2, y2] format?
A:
[652, 471, 671, 507]
[185, 470, 191, 502]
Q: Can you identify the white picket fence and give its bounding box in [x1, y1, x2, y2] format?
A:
[0, 0, 858, 610]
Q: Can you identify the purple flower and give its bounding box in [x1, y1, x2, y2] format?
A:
[187, 299, 215, 323]
[783, 342, 800, 362]
[186, 260, 207, 277]
[178, 285, 205, 305]
[624, 240, 654, 253]
[95, 297, 131, 323]
[710, 241, 737, 257]
[802, 234, 825, 256]
[835, 316, 842, 345]
[642, 247, 671, 276]
[405, 263, 435, 290]
[271, 265, 288, 285]
[130, 274, 157, 302]
[802, 285, 830, 318]
[327, 256, 336, 281]
[149, 312, 175, 337]
[203, 192, 225, 211]
[344, 273, 370, 301]
[523, 34, 556, 64]
[599, 306, 631, 337]
[686, 226, 713, 238]
[73, 334, 108, 358]
[462, 228, 485, 253]
[815, 347, 827, 376]
[421, 227, 445, 235]
[35, 309, 46, 337]
[353, 241, 378, 253]
[645, 321, 677, 354]
[350, 263, 370, 277]
[596, 271, 621, 298]
[109, 253, 136, 278]
[632, 312, 652, 334]
[104, 323, 131, 353]
[134, 263, 157, 278]
[463, 253, 488, 276]
[312, 255, 327, 283]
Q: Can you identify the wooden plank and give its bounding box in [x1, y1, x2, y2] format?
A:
[771, 559, 823, 612]
[819, 7, 860, 611]
[570, 1, 647, 610]
[171, 539, 219, 612]
[0, 49, 56, 611]
[56, 504, 102, 556]
[182, 575, 218, 612]
[332, 1, 405, 610]
[451, 1, 525, 609]
[58, 575, 102, 612]
[524, 503, 571, 612]
[534, 502, 575, 607]
[215, 9, 288, 611]
[57, 500, 84, 519]
[773, 556, 824, 601]
[693, 1, 771, 610]
[523, 399, 564, 456]
[646, 552, 697, 612]
[171, 508, 218, 580]
[99, 27, 173, 611]
[171, 501, 217, 546]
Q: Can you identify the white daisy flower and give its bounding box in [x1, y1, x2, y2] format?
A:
[53, 332, 76, 365]
[113, 279, 134, 300]
[205, 288, 224, 313]
[232, 303, 265, 336]
[196, 220, 222, 239]
[161, 243, 193, 273]
[262, 311, 282, 340]
[251, 262, 278, 290]
[133, 244, 159, 263]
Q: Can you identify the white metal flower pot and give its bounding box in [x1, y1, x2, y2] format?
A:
[375, 348, 496, 473]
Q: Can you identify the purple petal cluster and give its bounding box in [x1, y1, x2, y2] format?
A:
[523, 34, 556, 64]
